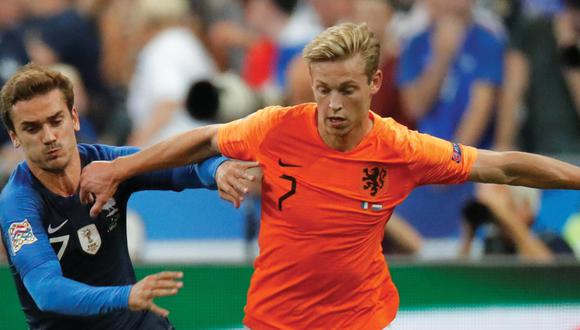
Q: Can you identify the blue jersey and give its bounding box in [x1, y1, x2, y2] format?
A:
[0, 144, 224, 330]
[397, 22, 505, 148]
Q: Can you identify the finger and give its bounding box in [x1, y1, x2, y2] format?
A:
[79, 187, 91, 205]
[228, 181, 248, 197]
[154, 271, 184, 280]
[89, 196, 107, 218]
[219, 191, 242, 208]
[150, 288, 180, 298]
[151, 280, 183, 289]
[148, 302, 169, 318]
[219, 190, 237, 204]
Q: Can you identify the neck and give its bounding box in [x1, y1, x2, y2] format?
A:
[28, 152, 81, 197]
[319, 117, 373, 152]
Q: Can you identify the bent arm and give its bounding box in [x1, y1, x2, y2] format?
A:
[23, 260, 131, 315]
[80, 125, 222, 216]
[469, 149, 580, 189]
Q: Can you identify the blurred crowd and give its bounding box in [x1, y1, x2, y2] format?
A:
[1, 0, 580, 263]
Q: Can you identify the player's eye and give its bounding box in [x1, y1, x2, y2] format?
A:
[50, 118, 63, 127]
[317, 87, 330, 95]
[340, 87, 356, 95]
[23, 126, 40, 133]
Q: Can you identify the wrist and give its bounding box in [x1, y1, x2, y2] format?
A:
[111, 156, 134, 182]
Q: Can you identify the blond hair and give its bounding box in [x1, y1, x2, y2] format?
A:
[302, 23, 380, 81]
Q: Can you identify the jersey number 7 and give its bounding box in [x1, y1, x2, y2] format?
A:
[278, 174, 296, 211]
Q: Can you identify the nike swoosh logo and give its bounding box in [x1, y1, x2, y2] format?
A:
[47, 219, 69, 234]
[278, 159, 302, 168]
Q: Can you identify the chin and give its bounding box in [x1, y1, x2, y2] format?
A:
[42, 158, 69, 173]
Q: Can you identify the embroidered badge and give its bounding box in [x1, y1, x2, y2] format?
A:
[362, 167, 387, 196]
[452, 143, 463, 163]
[8, 220, 37, 255]
[77, 224, 101, 255]
[102, 198, 119, 232]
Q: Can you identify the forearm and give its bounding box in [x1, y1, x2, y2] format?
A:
[23, 261, 131, 315]
[403, 57, 452, 120]
[114, 125, 221, 181]
[471, 150, 580, 189]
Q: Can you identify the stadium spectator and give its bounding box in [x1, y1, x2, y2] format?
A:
[495, 0, 580, 154]
[398, 0, 505, 148]
[354, 0, 415, 128]
[460, 184, 574, 262]
[0, 0, 28, 87]
[126, 0, 218, 146]
[0, 64, 256, 329]
[81, 23, 580, 329]
[0, 0, 29, 183]
[24, 0, 115, 137]
[394, 0, 506, 237]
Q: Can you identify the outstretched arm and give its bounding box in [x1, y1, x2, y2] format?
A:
[469, 149, 580, 189]
[80, 125, 226, 217]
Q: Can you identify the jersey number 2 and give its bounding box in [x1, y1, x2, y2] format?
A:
[278, 174, 296, 211]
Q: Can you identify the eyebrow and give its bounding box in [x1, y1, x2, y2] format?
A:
[19, 110, 65, 128]
[315, 79, 358, 87]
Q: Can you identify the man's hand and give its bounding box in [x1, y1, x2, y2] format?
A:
[216, 160, 261, 208]
[80, 161, 122, 218]
[129, 271, 184, 318]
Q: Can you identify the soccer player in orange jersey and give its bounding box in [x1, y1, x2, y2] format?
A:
[80, 23, 580, 329]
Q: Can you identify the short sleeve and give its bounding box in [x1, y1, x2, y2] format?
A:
[0, 189, 56, 278]
[217, 106, 286, 160]
[399, 128, 478, 185]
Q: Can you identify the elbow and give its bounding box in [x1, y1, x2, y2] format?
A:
[33, 289, 62, 313]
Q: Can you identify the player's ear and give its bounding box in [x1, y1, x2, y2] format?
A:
[369, 70, 383, 95]
[71, 107, 80, 131]
[9, 130, 20, 148]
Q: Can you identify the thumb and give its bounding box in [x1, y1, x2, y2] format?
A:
[89, 197, 106, 218]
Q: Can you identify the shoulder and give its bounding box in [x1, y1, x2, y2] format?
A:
[253, 103, 315, 126]
[374, 116, 416, 149]
[1, 163, 36, 197]
[78, 143, 139, 162]
[0, 165, 42, 220]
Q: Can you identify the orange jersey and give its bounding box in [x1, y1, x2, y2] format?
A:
[217, 103, 477, 329]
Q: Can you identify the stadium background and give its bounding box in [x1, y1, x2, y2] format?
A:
[1, 0, 580, 329]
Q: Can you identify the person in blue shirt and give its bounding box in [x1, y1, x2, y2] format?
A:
[394, 0, 506, 236]
[0, 64, 257, 329]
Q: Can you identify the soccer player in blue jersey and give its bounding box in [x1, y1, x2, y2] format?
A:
[0, 64, 256, 329]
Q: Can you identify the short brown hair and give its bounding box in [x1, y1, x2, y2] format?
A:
[0, 63, 74, 132]
[302, 22, 380, 82]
